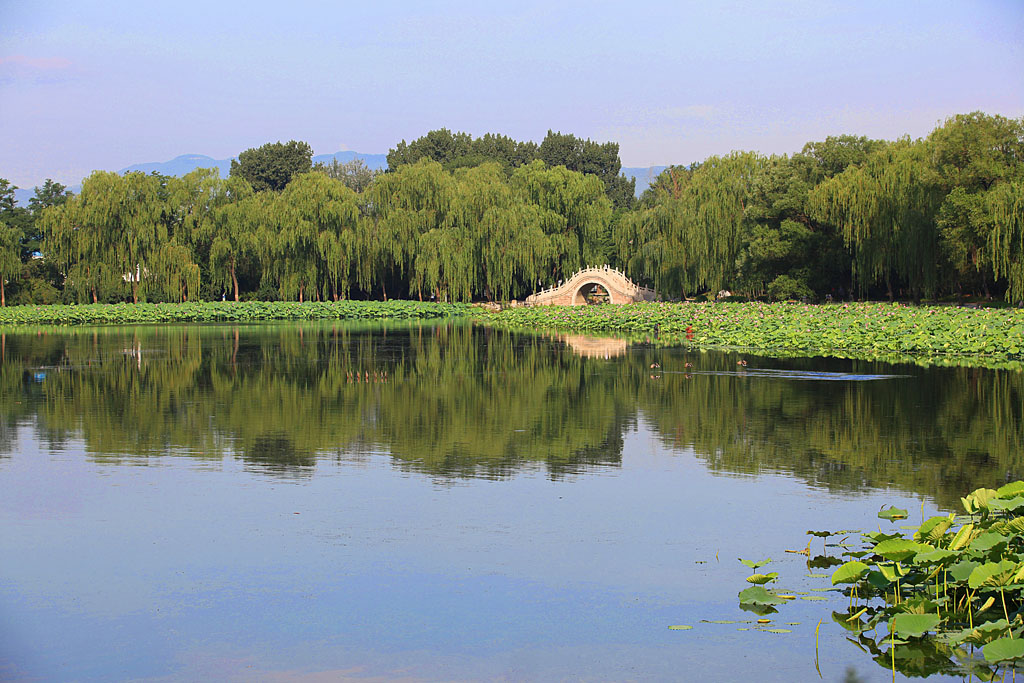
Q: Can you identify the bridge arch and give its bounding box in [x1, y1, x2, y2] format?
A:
[573, 280, 613, 305]
[524, 266, 659, 306]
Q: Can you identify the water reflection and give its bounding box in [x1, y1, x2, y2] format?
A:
[0, 322, 1021, 507]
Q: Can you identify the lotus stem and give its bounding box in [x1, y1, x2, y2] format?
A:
[1003, 589, 1013, 638]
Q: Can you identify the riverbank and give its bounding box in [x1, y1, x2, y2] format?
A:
[2, 299, 1022, 370]
[483, 301, 1024, 364]
[0, 300, 471, 325]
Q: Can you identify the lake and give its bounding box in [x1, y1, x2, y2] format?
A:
[1, 321, 1021, 681]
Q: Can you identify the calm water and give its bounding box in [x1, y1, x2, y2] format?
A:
[1, 322, 1022, 682]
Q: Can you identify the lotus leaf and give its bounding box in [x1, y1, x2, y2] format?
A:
[983, 637, 1024, 663]
[989, 495, 1024, 512]
[739, 558, 772, 570]
[745, 572, 779, 585]
[737, 586, 787, 606]
[914, 548, 956, 565]
[878, 563, 907, 581]
[948, 559, 981, 582]
[913, 515, 954, 543]
[962, 488, 999, 515]
[968, 559, 1020, 589]
[969, 531, 1008, 553]
[996, 481, 1024, 499]
[831, 561, 870, 585]
[873, 538, 931, 562]
[668, 625, 693, 630]
[867, 570, 893, 589]
[990, 516, 1024, 535]
[948, 523, 977, 551]
[891, 613, 941, 638]
[878, 506, 909, 521]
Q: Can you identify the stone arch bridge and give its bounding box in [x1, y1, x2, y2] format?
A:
[524, 266, 659, 306]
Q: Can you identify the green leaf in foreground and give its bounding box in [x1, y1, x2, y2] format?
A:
[968, 559, 1021, 589]
[984, 637, 1024, 663]
[997, 481, 1024, 499]
[831, 561, 870, 585]
[891, 613, 941, 638]
[873, 538, 931, 562]
[738, 586, 787, 606]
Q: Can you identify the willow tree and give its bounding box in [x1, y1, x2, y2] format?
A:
[363, 160, 454, 299]
[615, 153, 762, 298]
[208, 192, 261, 301]
[252, 192, 321, 301]
[0, 222, 20, 306]
[808, 139, 942, 299]
[42, 171, 170, 303]
[929, 112, 1024, 298]
[465, 165, 552, 301]
[510, 160, 611, 283]
[988, 180, 1024, 302]
[281, 173, 361, 300]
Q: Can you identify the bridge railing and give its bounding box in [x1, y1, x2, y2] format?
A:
[526, 265, 658, 300]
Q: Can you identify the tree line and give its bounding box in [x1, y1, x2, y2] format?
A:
[0, 112, 1021, 306]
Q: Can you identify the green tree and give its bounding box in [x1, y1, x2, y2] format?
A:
[230, 140, 313, 192]
[808, 139, 942, 300]
[539, 130, 635, 209]
[282, 172, 362, 300]
[363, 159, 455, 300]
[511, 160, 613, 283]
[0, 222, 21, 306]
[928, 112, 1024, 299]
[313, 157, 379, 193]
[617, 152, 763, 298]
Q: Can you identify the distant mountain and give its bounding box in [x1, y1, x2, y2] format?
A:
[10, 155, 663, 207]
[13, 187, 34, 206]
[120, 153, 233, 178]
[119, 151, 389, 179]
[621, 166, 668, 196]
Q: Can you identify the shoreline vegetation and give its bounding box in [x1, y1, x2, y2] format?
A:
[2, 113, 1022, 310]
[0, 299, 1021, 370]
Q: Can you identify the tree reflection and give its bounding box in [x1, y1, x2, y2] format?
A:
[0, 322, 1020, 505]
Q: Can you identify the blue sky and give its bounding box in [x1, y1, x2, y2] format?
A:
[1, 0, 1022, 190]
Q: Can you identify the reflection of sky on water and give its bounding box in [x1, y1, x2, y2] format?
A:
[0, 323, 1012, 680]
[1, 425, 958, 681]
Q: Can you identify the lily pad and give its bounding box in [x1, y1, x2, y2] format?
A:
[996, 481, 1024, 499]
[668, 625, 693, 630]
[891, 613, 941, 638]
[878, 505, 908, 521]
[984, 637, 1024, 663]
[738, 586, 787, 606]
[873, 538, 931, 561]
[831, 560, 869, 585]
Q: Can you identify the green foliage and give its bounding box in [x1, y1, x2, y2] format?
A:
[230, 140, 313, 192]
[748, 479, 1024, 677]
[485, 301, 1024, 362]
[0, 300, 469, 325]
[313, 157, 379, 193]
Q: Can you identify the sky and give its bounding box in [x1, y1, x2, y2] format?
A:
[1, 0, 1022, 190]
